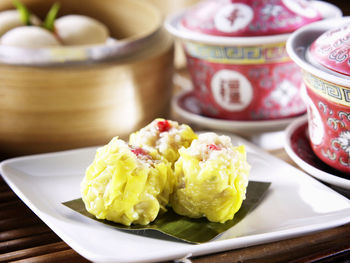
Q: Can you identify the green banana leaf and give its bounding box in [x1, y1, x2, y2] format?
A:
[63, 181, 270, 244]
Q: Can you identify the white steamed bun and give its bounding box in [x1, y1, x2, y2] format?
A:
[55, 14, 109, 45]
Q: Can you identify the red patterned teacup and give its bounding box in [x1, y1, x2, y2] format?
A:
[166, 0, 341, 121]
[287, 17, 350, 174]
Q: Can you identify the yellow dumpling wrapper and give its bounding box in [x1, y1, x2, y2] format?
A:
[129, 118, 197, 164]
[171, 133, 250, 223]
[81, 137, 174, 226]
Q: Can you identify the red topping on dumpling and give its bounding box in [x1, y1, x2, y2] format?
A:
[207, 144, 221, 151]
[157, 120, 171, 132]
[131, 147, 149, 157]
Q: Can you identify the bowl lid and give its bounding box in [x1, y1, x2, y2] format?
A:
[309, 22, 350, 76]
[181, 0, 322, 37]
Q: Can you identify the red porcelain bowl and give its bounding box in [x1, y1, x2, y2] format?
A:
[166, 0, 341, 121]
[287, 17, 350, 174]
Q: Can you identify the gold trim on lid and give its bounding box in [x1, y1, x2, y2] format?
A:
[184, 42, 291, 64]
[303, 71, 350, 107]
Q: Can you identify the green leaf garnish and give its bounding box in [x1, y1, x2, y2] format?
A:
[43, 2, 60, 31]
[63, 181, 271, 244]
[13, 0, 31, 25]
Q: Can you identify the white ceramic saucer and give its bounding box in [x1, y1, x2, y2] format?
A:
[172, 90, 306, 136]
[284, 115, 350, 190]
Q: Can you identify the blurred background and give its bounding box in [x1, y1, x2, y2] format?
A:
[326, 0, 350, 15]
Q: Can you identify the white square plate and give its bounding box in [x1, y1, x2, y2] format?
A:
[1, 134, 350, 263]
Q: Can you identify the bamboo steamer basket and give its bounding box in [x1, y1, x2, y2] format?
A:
[0, 0, 174, 157]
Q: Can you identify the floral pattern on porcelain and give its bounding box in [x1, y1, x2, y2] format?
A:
[181, 0, 321, 37]
[303, 71, 350, 173]
[185, 41, 305, 120]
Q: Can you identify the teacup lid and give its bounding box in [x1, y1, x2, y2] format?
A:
[309, 22, 350, 76]
[181, 0, 322, 37]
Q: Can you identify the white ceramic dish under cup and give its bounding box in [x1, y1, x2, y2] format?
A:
[172, 90, 305, 136]
[284, 115, 350, 189]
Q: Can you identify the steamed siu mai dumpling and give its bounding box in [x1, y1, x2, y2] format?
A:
[129, 119, 198, 164]
[0, 10, 40, 37]
[55, 15, 109, 45]
[81, 137, 174, 226]
[1, 26, 60, 47]
[171, 133, 250, 223]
